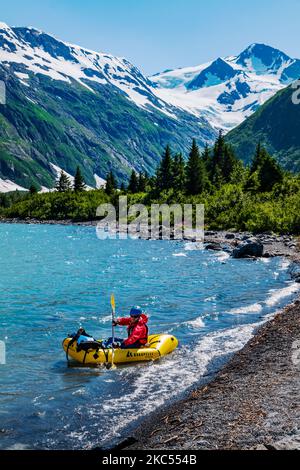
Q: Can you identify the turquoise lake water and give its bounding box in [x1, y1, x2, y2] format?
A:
[0, 223, 299, 450]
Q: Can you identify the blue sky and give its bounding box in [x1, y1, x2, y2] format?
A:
[1, 0, 299, 75]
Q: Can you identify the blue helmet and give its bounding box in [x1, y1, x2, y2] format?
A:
[130, 306, 143, 317]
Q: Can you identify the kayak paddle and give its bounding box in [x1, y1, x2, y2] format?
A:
[110, 293, 117, 370]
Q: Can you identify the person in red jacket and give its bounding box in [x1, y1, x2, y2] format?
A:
[113, 306, 149, 349]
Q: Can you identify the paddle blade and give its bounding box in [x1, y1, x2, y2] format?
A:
[110, 294, 116, 313]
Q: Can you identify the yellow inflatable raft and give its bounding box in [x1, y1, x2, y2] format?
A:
[63, 334, 178, 365]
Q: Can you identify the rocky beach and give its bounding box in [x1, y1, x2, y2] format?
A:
[111, 231, 300, 451]
[119, 300, 300, 451]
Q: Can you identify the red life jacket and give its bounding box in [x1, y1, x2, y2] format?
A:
[118, 314, 149, 347]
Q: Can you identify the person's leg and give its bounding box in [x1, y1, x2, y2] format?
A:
[121, 341, 142, 349]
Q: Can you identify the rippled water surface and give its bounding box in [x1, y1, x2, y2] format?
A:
[0, 224, 298, 449]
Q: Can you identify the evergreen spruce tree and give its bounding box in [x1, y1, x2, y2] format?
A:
[213, 164, 224, 189]
[202, 145, 212, 172]
[211, 130, 226, 184]
[74, 166, 86, 192]
[222, 145, 240, 182]
[156, 145, 174, 192]
[148, 175, 157, 192]
[138, 172, 148, 193]
[172, 153, 186, 193]
[186, 139, 209, 195]
[105, 171, 116, 195]
[128, 170, 139, 193]
[29, 184, 38, 195]
[258, 153, 284, 192]
[56, 171, 72, 193]
[211, 131, 239, 184]
[251, 143, 265, 173]
[248, 144, 283, 191]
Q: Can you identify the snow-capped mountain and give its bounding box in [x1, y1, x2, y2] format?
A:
[151, 43, 300, 131]
[1, 21, 299, 190]
[0, 22, 215, 189]
[0, 21, 176, 118]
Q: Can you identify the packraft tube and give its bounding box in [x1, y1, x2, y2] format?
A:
[63, 334, 179, 365]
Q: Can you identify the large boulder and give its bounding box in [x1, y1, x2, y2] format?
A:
[205, 242, 223, 251]
[225, 233, 236, 240]
[232, 238, 264, 259]
[205, 231, 218, 237]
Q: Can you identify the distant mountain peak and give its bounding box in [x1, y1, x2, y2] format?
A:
[242, 42, 275, 51]
[235, 43, 291, 74]
[187, 57, 238, 90]
[151, 42, 300, 132]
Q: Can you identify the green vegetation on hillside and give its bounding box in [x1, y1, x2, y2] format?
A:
[0, 64, 216, 189]
[227, 84, 300, 172]
[2, 134, 300, 234]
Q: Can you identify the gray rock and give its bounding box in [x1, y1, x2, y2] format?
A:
[288, 262, 300, 282]
[267, 436, 300, 450]
[232, 239, 264, 259]
[205, 231, 217, 236]
[205, 243, 223, 251]
[261, 239, 274, 245]
[222, 245, 234, 254]
[225, 233, 236, 240]
[263, 252, 275, 259]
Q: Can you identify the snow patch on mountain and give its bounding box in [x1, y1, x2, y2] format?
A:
[50, 163, 95, 191]
[50, 163, 75, 183]
[39, 186, 53, 193]
[0, 178, 28, 193]
[94, 174, 106, 189]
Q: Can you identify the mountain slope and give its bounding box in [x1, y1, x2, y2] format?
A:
[152, 43, 300, 131]
[0, 22, 216, 189]
[227, 84, 300, 171]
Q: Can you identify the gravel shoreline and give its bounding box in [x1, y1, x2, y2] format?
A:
[121, 300, 300, 451]
[0, 218, 98, 227]
[117, 232, 300, 451]
[204, 230, 299, 258]
[0, 219, 299, 256]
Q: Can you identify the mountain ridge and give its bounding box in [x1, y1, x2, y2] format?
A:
[1, 21, 300, 191]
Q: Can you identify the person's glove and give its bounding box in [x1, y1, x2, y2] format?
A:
[112, 320, 118, 327]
